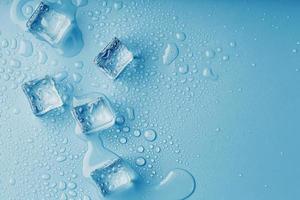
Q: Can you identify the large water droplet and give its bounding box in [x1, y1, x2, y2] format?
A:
[144, 129, 157, 142]
[136, 157, 146, 166]
[175, 32, 186, 41]
[202, 67, 218, 81]
[163, 43, 179, 65]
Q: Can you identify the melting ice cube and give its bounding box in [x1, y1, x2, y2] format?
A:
[71, 94, 116, 134]
[22, 75, 63, 116]
[90, 158, 138, 197]
[94, 37, 134, 79]
[26, 2, 71, 46]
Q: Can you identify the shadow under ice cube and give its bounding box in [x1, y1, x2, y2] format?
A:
[91, 158, 138, 197]
[71, 94, 116, 134]
[22, 75, 63, 116]
[26, 2, 71, 46]
[94, 37, 134, 79]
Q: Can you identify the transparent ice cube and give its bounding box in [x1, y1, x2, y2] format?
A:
[71, 94, 116, 134]
[22, 75, 64, 116]
[26, 2, 71, 46]
[90, 158, 138, 197]
[94, 37, 134, 79]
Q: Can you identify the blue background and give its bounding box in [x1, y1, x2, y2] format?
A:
[0, 0, 300, 199]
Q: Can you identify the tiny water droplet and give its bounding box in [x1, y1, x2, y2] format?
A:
[133, 129, 141, 137]
[119, 137, 127, 144]
[204, 49, 215, 59]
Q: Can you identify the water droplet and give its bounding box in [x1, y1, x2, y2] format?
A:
[122, 126, 130, 133]
[18, 39, 33, 57]
[74, 61, 84, 69]
[119, 137, 127, 144]
[155, 146, 161, 153]
[37, 51, 48, 64]
[67, 182, 77, 190]
[163, 43, 179, 65]
[9, 59, 21, 68]
[137, 146, 144, 153]
[175, 32, 186, 41]
[229, 41, 236, 47]
[133, 129, 141, 137]
[204, 49, 215, 59]
[152, 169, 195, 200]
[126, 107, 135, 121]
[144, 129, 157, 142]
[202, 67, 218, 81]
[9, 178, 16, 185]
[222, 55, 229, 61]
[72, 72, 82, 83]
[178, 64, 189, 74]
[60, 193, 67, 200]
[136, 157, 146, 166]
[24, 5, 33, 16]
[1, 39, 9, 48]
[115, 115, 125, 125]
[72, 0, 88, 7]
[54, 71, 69, 82]
[113, 1, 123, 10]
[12, 108, 20, 115]
[83, 195, 91, 200]
[41, 173, 51, 180]
[56, 155, 67, 162]
[58, 181, 67, 190]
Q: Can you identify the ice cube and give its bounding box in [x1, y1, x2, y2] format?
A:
[22, 75, 64, 116]
[26, 2, 71, 46]
[94, 37, 134, 79]
[90, 158, 138, 197]
[71, 94, 116, 134]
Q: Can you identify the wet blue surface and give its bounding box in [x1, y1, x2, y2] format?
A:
[0, 0, 300, 199]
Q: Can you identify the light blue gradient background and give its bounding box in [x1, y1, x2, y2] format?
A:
[0, 1, 299, 199]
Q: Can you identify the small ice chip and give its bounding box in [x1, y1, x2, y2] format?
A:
[94, 37, 133, 79]
[22, 75, 64, 116]
[26, 2, 72, 46]
[71, 94, 116, 134]
[90, 158, 138, 197]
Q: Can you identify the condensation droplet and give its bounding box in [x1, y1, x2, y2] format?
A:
[144, 129, 157, 142]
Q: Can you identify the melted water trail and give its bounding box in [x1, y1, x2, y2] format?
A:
[72, 94, 196, 199]
[81, 133, 195, 200]
[10, 0, 83, 57]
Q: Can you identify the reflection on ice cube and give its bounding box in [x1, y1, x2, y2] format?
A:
[91, 158, 138, 197]
[22, 75, 63, 116]
[26, 2, 71, 46]
[94, 37, 134, 79]
[71, 94, 116, 134]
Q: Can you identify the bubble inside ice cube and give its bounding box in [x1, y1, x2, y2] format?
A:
[90, 158, 138, 197]
[22, 75, 63, 116]
[71, 94, 116, 134]
[94, 37, 134, 79]
[26, 2, 71, 46]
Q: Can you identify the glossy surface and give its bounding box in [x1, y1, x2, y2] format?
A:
[0, 0, 300, 200]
